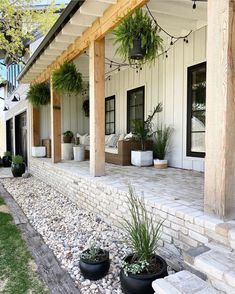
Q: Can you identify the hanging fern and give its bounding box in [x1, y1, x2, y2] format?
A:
[113, 8, 163, 64]
[27, 82, 50, 107]
[52, 62, 83, 94]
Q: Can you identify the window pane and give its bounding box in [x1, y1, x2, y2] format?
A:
[191, 132, 205, 153]
[105, 96, 115, 135]
[127, 87, 144, 133]
[109, 111, 114, 122]
[187, 63, 206, 156]
[191, 111, 205, 132]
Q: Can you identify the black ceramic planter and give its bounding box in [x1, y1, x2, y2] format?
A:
[11, 163, 26, 177]
[129, 39, 146, 60]
[79, 250, 110, 281]
[2, 156, 12, 167]
[120, 254, 168, 294]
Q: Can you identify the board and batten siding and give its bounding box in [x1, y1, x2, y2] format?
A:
[39, 26, 207, 172]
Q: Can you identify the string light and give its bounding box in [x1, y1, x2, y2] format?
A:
[193, 1, 196, 9]
[90, 4, 194, 78]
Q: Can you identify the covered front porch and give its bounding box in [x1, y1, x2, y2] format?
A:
[19, 0, 235, 220]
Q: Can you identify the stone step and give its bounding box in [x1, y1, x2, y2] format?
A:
[184, 245, 235, 293]
[152, 270, 220, 294]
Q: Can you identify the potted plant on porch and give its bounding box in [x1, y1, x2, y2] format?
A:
[113, 8, 163, 64]
[120, 186, 168, 294]
[79, 245, 110, 280]
[131, 103, 162, 167]
[27, 82, 50, 106]
[153, 125, 173, 169]
[2, 151, 12, 167]
[63, 131, 74, 143]
[11, 155, 26, 177]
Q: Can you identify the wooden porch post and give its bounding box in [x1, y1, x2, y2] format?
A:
[89, 38, 105, 176]
[31, 106, 40, 146]
[204, 0, 235, 220]
[50, 78, 61, 163]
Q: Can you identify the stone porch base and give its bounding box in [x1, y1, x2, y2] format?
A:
[29, 158, 235, 292]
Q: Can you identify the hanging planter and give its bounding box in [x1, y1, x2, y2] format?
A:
[113, 8, 163, 64]
[27, 82, 50, 107]
[129, 39, 146, 60]
[82, 99, 89, 117]
[52, 62, 83, 94]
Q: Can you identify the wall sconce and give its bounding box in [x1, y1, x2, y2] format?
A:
[12, 93, 20, 102]
[3, 105, 9, 111]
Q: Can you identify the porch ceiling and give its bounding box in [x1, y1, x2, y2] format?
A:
[19, 0, 207, 84]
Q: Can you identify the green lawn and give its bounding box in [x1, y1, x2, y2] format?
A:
[0, 197, 48, 294]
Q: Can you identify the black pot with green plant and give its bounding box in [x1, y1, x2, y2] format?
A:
[27, 82, 50, 107]
[52, 62, 83, 94]
[2, 151, 12, 167]
[120, 186, 168, 294]
[132, 103, 162, 151]
[11, 155, 25, 177]
[82, 99, 89, 117]
[79, 246, 110, 280]
[113, 8, 163, 64]
[63, 131, 74, 143]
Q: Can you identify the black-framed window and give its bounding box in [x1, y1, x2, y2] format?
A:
[187, 62, 206, 157]
[7, 63, 21, 94]
[127, 86, 145, 133]
[105, 95, 115, 135]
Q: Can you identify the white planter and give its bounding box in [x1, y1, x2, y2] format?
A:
[61, 143, 74, 160]
[154, 159, 168, 169]
[32, 146, 46, 157]
[73, 145, 85, 161]
[131, 150, 153, 167]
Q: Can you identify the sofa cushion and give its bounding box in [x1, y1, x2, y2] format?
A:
[124, 132, 134, 140]
[107, 134, 119, 147]
[105, 147, 118, 154]
[80, 134, 88, 145]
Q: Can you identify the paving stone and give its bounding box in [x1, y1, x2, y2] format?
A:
[183, 245, 210, 265]
[152, 270, 219, 293]
[194, 249, 235, 286]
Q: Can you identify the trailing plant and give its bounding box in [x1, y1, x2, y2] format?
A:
[52, 62, 83, 94]
[122, 185, 163, 267]
[63, 131, 74, 138]
[12, 155, 24, 165]
[122, 260, 149, 276]
[27, 82, 50, 107]
[80, 245, 107, 262]
[113, 8, 163, 64]
[153, 125, 173, 160]
[131, 103, 162, 151]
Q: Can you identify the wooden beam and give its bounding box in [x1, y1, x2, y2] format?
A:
[31, 106, 40, 146]
[204, 0, 235, 220]
[89, 38, 105, 176]
[33, 0, 149, 84]
[50, 79, 61, 163]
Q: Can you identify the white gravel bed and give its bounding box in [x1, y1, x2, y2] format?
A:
[1, 176, 173, 294]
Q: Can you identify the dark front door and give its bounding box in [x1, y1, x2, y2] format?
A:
[15, 111, 27, 164]
[6, 118, 14, 154]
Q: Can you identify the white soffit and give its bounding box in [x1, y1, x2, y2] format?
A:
[22, 0, 117, 83]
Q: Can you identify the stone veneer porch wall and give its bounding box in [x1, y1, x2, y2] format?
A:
[30, 158, 235, 271]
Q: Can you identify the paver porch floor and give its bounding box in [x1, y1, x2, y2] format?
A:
[36, 158, 204, 211]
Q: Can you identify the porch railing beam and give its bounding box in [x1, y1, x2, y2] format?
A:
[204, 0, 235, 220]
